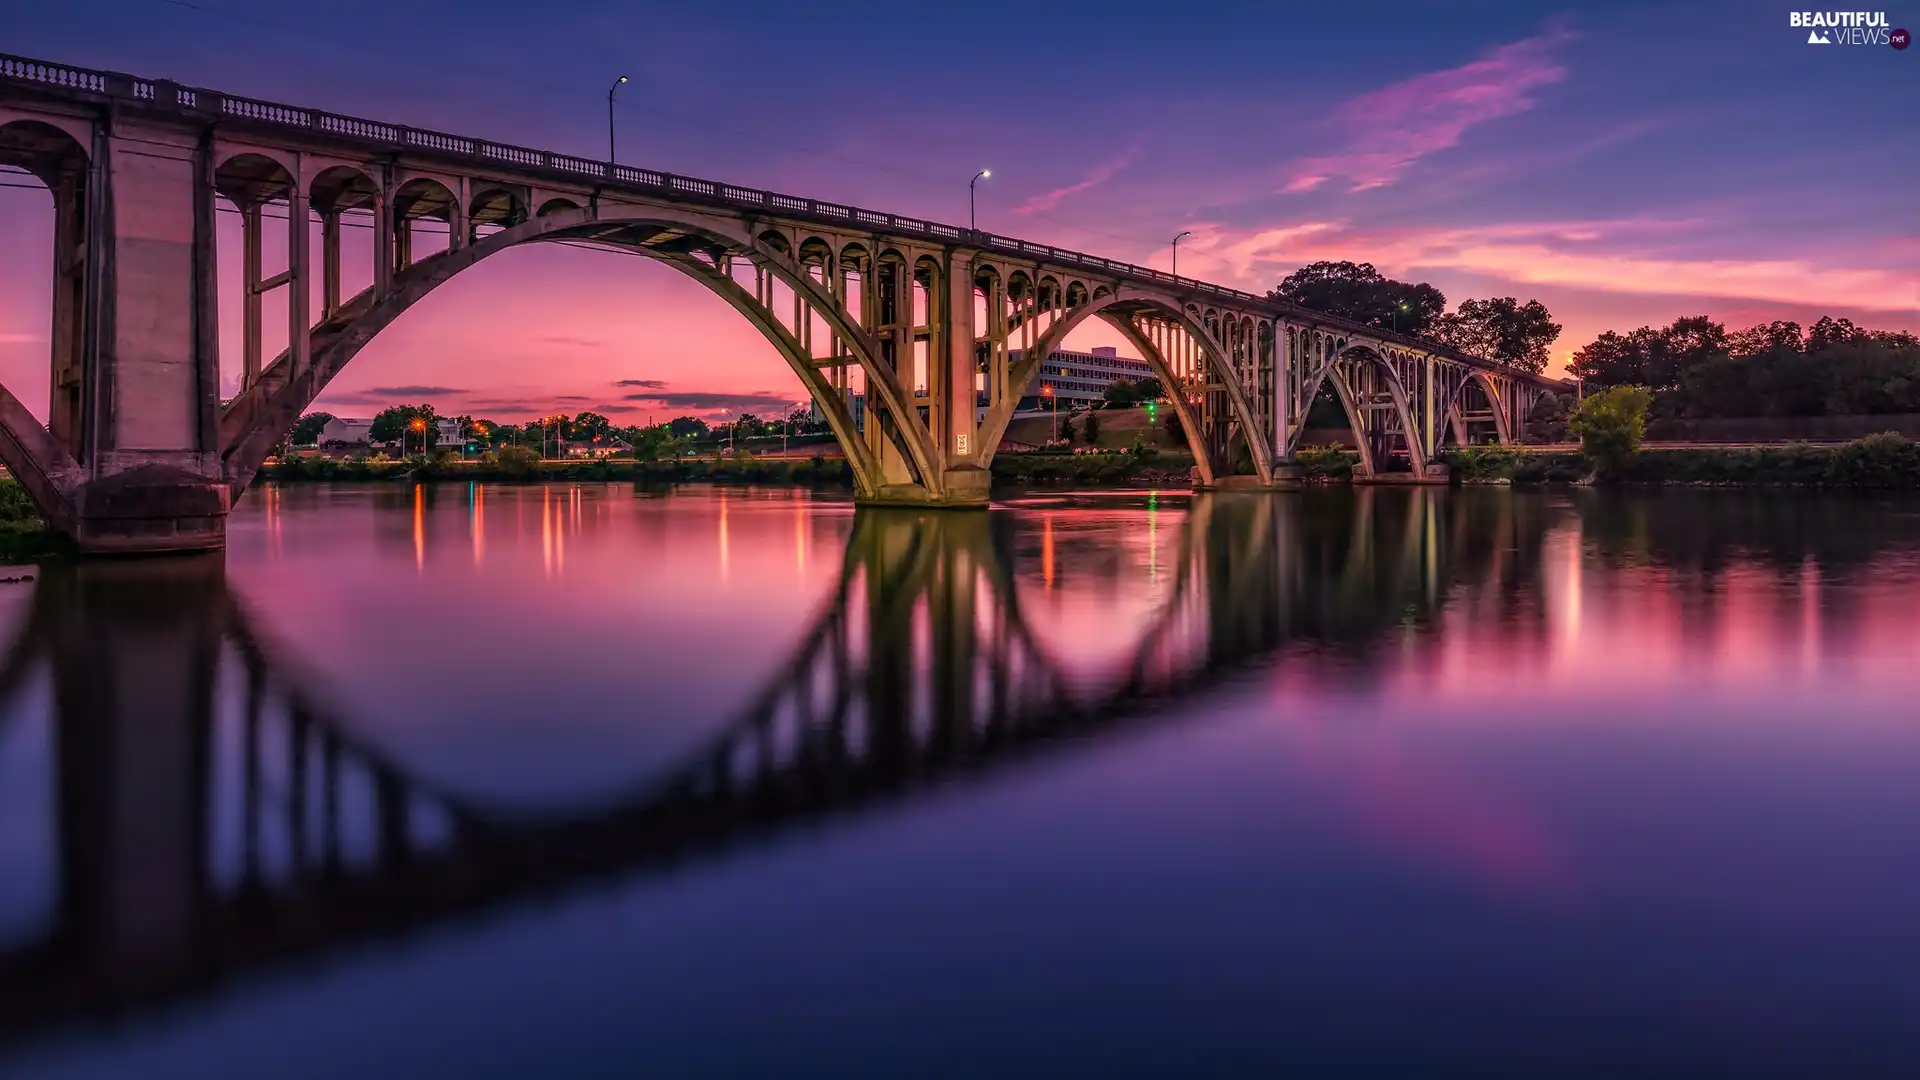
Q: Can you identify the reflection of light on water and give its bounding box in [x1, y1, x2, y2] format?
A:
[1549, 524, 1583, 662]
[1147, 492, 1158, 583]
[718, 494, 730, 584]
[542, 487, 553, 578]
[471, 484, 484, 569]
[556, 488, 566, 577]
[794, 496, 807, 579]
[1042, 514, 1055, 591]
[413, 484, 424, 573]
[1800, 556, 1821, 675]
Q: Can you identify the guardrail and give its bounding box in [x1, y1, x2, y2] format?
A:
[0, 52, 1567, 389]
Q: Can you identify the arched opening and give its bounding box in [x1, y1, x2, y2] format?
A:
[536, 197, 581, 218]
[971, 288, 1273, 483]
[309, 166, 381, 324]
[220, 207, 938, 502]
[1445, 372, 1508, 447]
[0, 119, 89, 452]
[215, 152, 299, 395]
[391, 177, 456, 271]
[467, 187, 528, 241]
[1319, 345, 1426, 476]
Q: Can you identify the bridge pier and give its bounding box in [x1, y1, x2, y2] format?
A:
[0, 103, 231, 553]
[1196, 465, 1306, 492]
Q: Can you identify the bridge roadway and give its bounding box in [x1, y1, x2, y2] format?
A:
[0, 491, 1548, 1051]
[0, 54, 1569, 551]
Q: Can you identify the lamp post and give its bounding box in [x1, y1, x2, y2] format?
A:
[1044, 384, 1056, 442]
[969, 169, 991, 232]
[410, 416, 427, 458]
[1172, 230, 1190, 277]
[1392, 300, 1409, 333]
[607, 75, 629, 164]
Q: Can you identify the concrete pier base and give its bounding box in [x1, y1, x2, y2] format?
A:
[70, 468, 230, 553]
[855, 467, 993, 510]
[1193, 465, 1306, 492]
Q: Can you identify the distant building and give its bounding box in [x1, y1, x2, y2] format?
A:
[1009, 346, 1154, 409]
[316, 415, 464, 451]
[809, 389, 867, 431]
[319, 417, 373, 446]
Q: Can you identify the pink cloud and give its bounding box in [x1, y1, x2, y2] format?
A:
[1015, 136, 1147, 215]
[1182, 217, 1920, 315]
[1284, 27, 1573, 194]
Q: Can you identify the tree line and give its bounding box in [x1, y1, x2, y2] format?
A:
[1272, 260, 1920, 421]
[289, 405, 834, 459]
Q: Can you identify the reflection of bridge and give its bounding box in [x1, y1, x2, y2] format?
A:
[0, 492, 1545, 1049]
[0, 55, 1568, 549]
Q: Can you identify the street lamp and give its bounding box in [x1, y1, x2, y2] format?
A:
[1392, 300, 1409, 333]
[1043, 384, 1057, 442]
[608, 75, 629, 164]
[410, 416, 427, 457]
[1172, 230, 1191, 277]
[970, 169, 991, 232]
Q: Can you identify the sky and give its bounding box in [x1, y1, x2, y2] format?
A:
[1, 0, 1916, 424]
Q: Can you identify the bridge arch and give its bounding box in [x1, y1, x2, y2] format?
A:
[1439, 369, 1513, 447]
[1298, 343, 1427, 476]
[217, 203, 941, 499]
[971, 287, 1275, 485]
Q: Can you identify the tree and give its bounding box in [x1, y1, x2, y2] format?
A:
[1569, 386, 1652, 474]
[1432, 297, 1561, 374]
[1163, 405, 1184, 443]
[1568, 316, 1728, 391]
[1269, 260, 1446, 335]
[1103, 380, 1139, 408]
[1526, 392, 1570, 443]
[1807, 316, 1869, 352]
[1133, 377, 1165, 402]
[1083, 411, 1102, 445]
[1728, 320, 1802, 356]
[292, 411, 335, 446]
[667, 415, 709, 439]
[368, 404, 438, 449]
[569, 411, 614, 443]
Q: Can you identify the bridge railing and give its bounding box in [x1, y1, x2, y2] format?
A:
[0, 52, 1567, 390]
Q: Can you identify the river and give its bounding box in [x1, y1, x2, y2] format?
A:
[2, 483, 1920, 1077]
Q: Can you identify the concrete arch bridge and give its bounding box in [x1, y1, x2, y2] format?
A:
[0, 54, 1569, 551]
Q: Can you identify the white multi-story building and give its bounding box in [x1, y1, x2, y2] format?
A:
[1010, 346, 1154, 408]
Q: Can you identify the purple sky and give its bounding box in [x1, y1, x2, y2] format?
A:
[1, 0, 1915, 422]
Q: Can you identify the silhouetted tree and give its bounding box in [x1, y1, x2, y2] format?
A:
[1269, 261, 1446, 335]
[1432, 297, 1561, 373]
[291, 411, 335, 445]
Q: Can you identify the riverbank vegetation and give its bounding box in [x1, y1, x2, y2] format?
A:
[1444, 433, 1920, 489]
[0, 478, 67, 558]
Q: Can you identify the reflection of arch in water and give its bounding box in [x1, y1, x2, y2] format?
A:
[0, 492, 1507, 1048]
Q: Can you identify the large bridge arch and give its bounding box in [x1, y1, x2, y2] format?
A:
[972, 287, 1275, 485]
[1293, 343, 1429, 477]
[1438, 369, 1514, 447]
[217, 203, 941, 500]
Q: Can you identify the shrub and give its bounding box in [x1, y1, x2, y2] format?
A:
[1295, 444, 1357, 480]
[496, 445, 542, 476]
[1083, 412, 1102, 445]
[0, 478, 42, 524]
[1569, 386, 1653, 476]
[1826, 431, 1920, 488]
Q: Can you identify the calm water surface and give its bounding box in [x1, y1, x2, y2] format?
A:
[3, 483, 1920, 1077]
